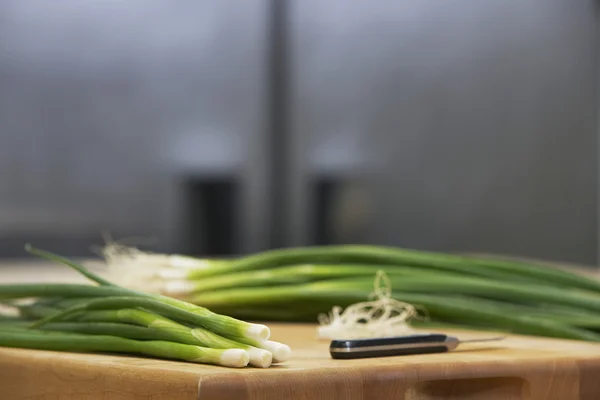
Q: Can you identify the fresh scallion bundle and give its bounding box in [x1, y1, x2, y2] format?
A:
[0, 244, 290, 368]
[98, 243, 600, 342]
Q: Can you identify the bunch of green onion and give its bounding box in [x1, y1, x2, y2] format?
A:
[0, 245, 290, 368]
[100, 243, 600, 342]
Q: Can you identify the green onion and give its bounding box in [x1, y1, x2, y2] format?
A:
[0, 244, 289, 368]
[77, 308, 272, 367]
[25, 244, 115, 286]
[20, 245, 271, 342]
[37, 321, 186, 340]
[214, 289, 600, 342]
[186, 275, 600, 314]
[31, 296, 269, 343]
[0, 327, 249, 368]
[86, 242, 600, 342]
[8, 302, 275, 367]
[178, 276, 600, 342]
[0, 284, 133, 300]
[162, 264, 462, 296]
[177, 245, 600, 293]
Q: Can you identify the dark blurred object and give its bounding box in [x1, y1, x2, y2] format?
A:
[182, 176, 238, 257]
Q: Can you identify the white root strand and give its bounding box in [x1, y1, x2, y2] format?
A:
[317, 270, 418, 340]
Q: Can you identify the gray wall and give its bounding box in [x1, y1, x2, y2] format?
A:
[0, 0, 598, 264]
[287, 0, 599, 264]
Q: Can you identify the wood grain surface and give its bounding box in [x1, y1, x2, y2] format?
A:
[2, 323, 600, 400]
[2, 261, 600, 399]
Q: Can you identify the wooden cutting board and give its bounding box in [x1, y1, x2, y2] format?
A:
[2, 323, 600, 400]
[2, 261, 600, 399]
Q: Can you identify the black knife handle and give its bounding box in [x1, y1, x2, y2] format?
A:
[329, 334, 449, 359]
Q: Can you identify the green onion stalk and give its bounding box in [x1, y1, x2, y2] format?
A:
[0, 244, 291, 368]
[9, 302, 274, 367]
[184, 286, 600, 342]
[98, 243, 600, 342]
[101, 244, 600, 291]
[0, 327, 249, 367]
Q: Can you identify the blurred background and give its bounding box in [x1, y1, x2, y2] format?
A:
[0, 0, 597, 266]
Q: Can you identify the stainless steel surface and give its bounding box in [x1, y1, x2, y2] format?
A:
[0, 1, 598, 264]
[0, 0, 271, 256]
[458, 337, 506, 344]
[288, 0, 598, 264]
[445, 335, 505, 351]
